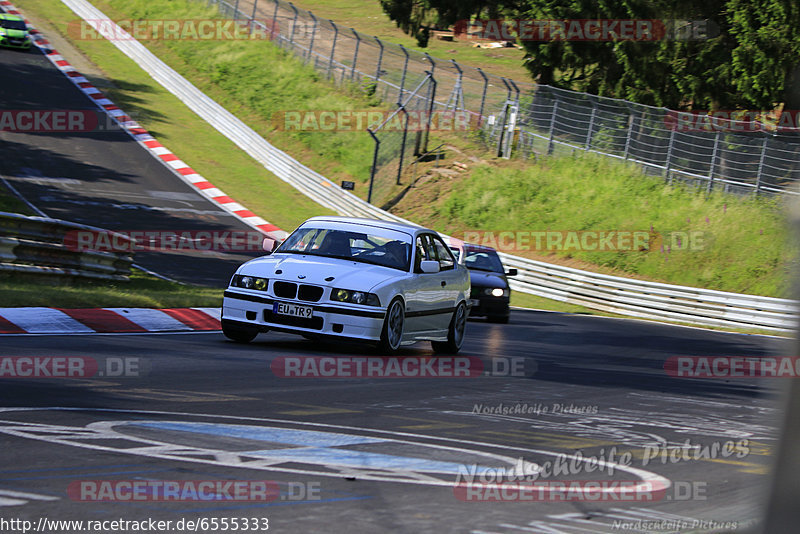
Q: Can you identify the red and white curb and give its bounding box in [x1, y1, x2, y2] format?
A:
[0, 307, 222, 334]
[0, 0, 288, 241]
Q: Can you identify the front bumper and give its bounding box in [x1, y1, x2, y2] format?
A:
[0, 36, 31, 49]
[468, 295, 510, 318]
[222, 290, 386, 341]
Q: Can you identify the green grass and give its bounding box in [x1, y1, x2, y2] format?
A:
[277, 0, 532, 82]
[0, 183, 34, 215]
[0, 270, 222, 308]
[432, 154, 793, 297]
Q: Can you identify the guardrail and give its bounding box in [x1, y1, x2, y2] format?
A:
[499, 253, 797, 332]
[60, 0, 798, 332]
[0, 211, 134, 281]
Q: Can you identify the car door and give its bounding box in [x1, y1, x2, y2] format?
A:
[430, 234, 462, 314]
[404, 234, 454, 336]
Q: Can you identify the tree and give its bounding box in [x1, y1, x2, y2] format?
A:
[379, 0, 800, 110]
[727, 0, 800, 110]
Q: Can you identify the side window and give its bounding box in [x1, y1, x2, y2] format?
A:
[414, 236, 430, 272]
[432, 236, 455, 271]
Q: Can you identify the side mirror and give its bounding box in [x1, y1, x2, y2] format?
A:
[420, 260, 440, 274]
[262, 237, 279, 253]
[506, 268, 518, 277]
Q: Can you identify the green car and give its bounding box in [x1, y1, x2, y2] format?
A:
[0, 14, 32, 50]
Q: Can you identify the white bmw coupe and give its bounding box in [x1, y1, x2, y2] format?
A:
[221, 216, 471, 353]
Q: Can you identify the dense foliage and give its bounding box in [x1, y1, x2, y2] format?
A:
[379, 0, 800, 110]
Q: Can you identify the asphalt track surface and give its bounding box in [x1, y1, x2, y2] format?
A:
[0, 34, 793, 534]
[0, 46, 261, 286]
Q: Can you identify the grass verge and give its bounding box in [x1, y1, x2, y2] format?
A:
[394, 153, 794, 297]
[0, 270, 222, 308]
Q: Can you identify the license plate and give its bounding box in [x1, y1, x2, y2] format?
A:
[273, 301, 313, 318]
[469, 299, 480, 307]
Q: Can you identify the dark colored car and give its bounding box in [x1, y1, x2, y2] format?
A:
[450, 243, 517, 323]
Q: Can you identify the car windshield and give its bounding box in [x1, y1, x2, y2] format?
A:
[463, 248, 505, 273]
[0, 18, 27, 31]
[275, 227, 412, 271]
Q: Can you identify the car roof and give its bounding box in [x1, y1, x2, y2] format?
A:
[302, 216, 431, 237]
[0, 14, 25, 21]
[462, 242, 499, 253]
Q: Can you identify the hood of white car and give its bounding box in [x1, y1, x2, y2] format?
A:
[238, 254, 404, 290]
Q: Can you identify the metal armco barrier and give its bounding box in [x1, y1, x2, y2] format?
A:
[61, 0, 798, 332]
[0, 212, 133, 281]
[499, 253, 797, 333]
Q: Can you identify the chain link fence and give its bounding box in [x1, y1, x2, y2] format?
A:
[208, 0, 800, 197]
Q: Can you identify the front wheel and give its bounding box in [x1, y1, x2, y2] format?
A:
[432, 301, 467, 354]
[377, 298, 405, 354]
[222, 320, 259, 343]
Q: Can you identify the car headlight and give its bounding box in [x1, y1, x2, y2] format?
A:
[230, 274, 269, 291]
[484, 287, 509, 297]
[331, 288, 381, 306]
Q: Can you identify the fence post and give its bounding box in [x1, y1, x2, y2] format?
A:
[306, 12, 317, 65]
[271, 0, 280, 42]
[423, 71, 437, 154]
[248, 0, 259, 35]
[496, 78, 512, 157]
[477, 68, 488, 128]
[664, 128, 676, 184]
[585, 98, 597, 151]
[424, 52, 435, 81]
[328, 20, 338, 79]
[397, 108, 409, 185]
[503, 79, 520, 159]
[755, 135, 768, 195]
[374, 36, 384, 85]
[367, 129, 380, 204]
[623, 112, 635, 160]
[233, 0, 240, 19]
[547, 93, 559, 156]
[450, 59, 463, 111]
[398, 45, 409, 105]
[707, 130, 721, 194]
[288, 2, 299, 45]
[350, 29, 360, 81]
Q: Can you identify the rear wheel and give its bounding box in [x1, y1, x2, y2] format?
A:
[378, 298, 405, 353]
[432, 301, 467, 354]
[222, 321, 259, 343]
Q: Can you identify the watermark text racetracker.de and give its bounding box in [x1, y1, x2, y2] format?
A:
[272, 110, 472, 132]
[453, 19, 717, 41]
[452, 480, 709, 502]
[67, 18, 278, 41]
[63, 229, 267, 253]
[271, 356, 534, 378]
[67, 479, 320, 502]
[455, 229, 706, 253]
[665, 356, 800, 378]
[0, 357, 145, 378]
[0, 110, 131, 133]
